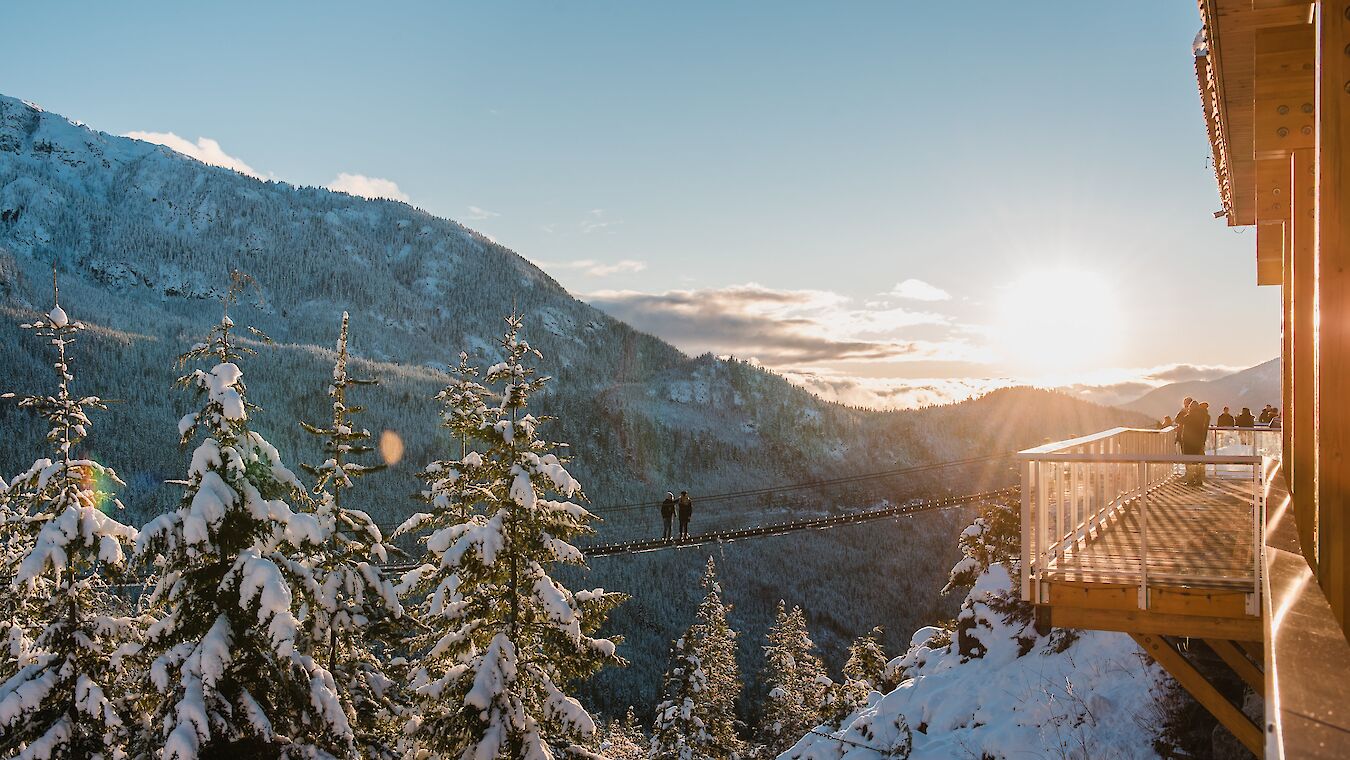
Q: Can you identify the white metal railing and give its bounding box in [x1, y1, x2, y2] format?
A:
[1018, 426, 1269, 615]
[1206, 425, 1282, 459]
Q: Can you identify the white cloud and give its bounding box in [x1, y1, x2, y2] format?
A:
[582, 208, 620, 234]
[779, 369, 1015, 409]
[466, 205, 500, 220]
[587, 283, 970, 366]
[535, 258, 648, 277]
[777, 361, 1250, 411]
[125, 131, 265, 179]
[326, 173, 410, 202]
[890, 278, 951, 302]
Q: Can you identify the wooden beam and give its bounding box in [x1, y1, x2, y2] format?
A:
[1046, 605, 1261, 640]
[1258, 222, 1284, 284]
[1292, 147, 1319, 565]
[1224, 4, 1314, 33]
[1316, 0, 1350, 628]
[1206, 638, 1265, 696]
[1130, 633, 1264, 757]
[1257, 157, 1293, 222]
[1256, 26, 1316, 159]
[1151, 586, 1252, 619]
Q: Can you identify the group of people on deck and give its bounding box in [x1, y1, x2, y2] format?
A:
[659, 491, 694, 541]
[1160, 398, 1281, 486]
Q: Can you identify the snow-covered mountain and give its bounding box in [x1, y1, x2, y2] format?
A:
[1121, 358, 1280, 420]
[0, 92, 1155, 721]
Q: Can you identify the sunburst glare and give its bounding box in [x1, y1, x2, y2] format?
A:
[993, 268, 1123, 378]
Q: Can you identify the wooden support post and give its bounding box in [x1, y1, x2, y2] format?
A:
[1317, 0, 1350, 631]
[1130, 633, 1264, 757]
[1283, 229, 1295, 487]
[1205, 638, 1265, 697]
[1292, 147, 1319, 568]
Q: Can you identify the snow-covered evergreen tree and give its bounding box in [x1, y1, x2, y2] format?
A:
[943, 493, 1034, 660]
[596, 708, 648, 760]
[757, 602, 831, 756]
[827, 627, 888, 728]
[688, 558, 743, 758]
[134, 295, 353, 759]
[648, 558, 745, 760]
[0, 466, 35, 686]
[0, 282, 140, 758]
[297, 312, 404, 756]
[649, 634, 712, 760]
[394, 314, 625, 759]
[843, 627, 887, 690]
[414, 349, 492, 528]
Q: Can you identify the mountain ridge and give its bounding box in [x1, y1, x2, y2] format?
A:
[1120, 358, 1280, 420]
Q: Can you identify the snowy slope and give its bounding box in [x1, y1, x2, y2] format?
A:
[782, 565, 1164, 760]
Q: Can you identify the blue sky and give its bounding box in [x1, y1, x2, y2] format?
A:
[1, 2, 1278, 407]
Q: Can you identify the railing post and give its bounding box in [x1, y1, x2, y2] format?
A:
[1038, 461, 1049, 579]
[1070, 460, 1079, 547]
[1138, 460, 1149, 610]
[1021, 459, 1033, 602]
[1053, 463, 1064, 559]
[1251, 459, 1262, 616]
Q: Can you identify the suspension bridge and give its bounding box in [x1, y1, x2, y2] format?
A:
[373, 452, 1017, 570]
[109, 452, 1018, 590]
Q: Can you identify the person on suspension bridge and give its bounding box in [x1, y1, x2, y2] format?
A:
[677, 490, 693, 540]
[660, 492, 676, 541]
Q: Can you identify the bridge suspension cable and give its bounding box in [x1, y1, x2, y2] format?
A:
[586, 452, 1015, 515]
[580, 487, 1016, 557]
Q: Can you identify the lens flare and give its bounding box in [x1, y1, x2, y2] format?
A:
[379, 430, 405, 467]
[78, 459, 116, 514]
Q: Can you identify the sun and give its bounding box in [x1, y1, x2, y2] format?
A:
[992, 268, 1123, 378]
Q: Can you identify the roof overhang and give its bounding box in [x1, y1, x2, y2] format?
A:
[1196, 1, 1315, 228]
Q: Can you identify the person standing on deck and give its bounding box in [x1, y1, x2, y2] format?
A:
[1259, 404, 1276, 425]
[677, 490, 693, 540]
[1181, 399, 1211, 485]
[660, 492, 676, 541]
[1218, 406, 1235, 427]
[1175, 397, 1194, 450]
[1236, 407, 1256, 446]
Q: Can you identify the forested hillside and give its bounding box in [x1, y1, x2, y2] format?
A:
[0, 93, 1152, 723]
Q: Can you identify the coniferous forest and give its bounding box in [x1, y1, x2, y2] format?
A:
[0, 94, 1177, 759]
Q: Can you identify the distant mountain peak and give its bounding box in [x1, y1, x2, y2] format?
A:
[1120, 358, 1280, 419]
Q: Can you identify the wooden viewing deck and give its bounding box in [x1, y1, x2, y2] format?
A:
[1038, 475, 1262, 641]
[1019, 427, 1268, 642]
[1047, 478, 1255, 588]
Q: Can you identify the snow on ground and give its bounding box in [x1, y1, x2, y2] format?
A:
[783, 566, 1164, 760]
